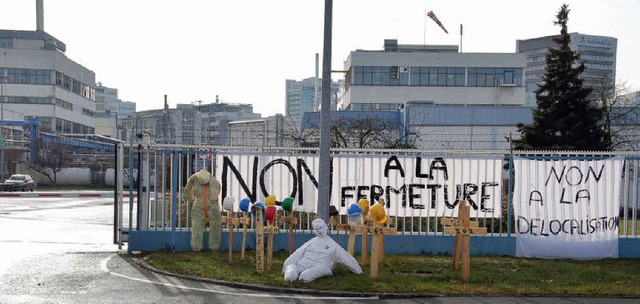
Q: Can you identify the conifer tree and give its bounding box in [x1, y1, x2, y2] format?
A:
[514, 4, 611, 151]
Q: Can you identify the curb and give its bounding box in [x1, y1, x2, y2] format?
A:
[133, 253, 423, 299]
[0, 192, 137, 198]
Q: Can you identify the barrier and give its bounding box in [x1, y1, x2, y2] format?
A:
[117, 142, 640, 257]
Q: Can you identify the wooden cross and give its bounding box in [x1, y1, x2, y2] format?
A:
[221, 212, 240, 263]
[240, 212, 250, 261]
[439, 201, 487, 282]
[255, 209, 265, 274]
[254, 209, 280, 274]
[366, 223, 396, 279]
[221, 212, 249, 263]
[335, 218, 396, 278]
[334, 222, 357, 256]
[279, 212, 298, 254]
[264, 218, 280, 273]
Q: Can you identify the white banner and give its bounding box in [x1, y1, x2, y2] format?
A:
[215, 153, 503, 218]
[513, 156, 624, 259]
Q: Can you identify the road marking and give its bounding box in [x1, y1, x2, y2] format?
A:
[100, 254, 378, 300]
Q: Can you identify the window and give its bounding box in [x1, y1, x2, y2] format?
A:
[54, 71, 95, 101]
[468, 67, 523, 87]
[410, 67, 464, 87]
[390, 66, 398, 79]
[353, 66, 408, 86]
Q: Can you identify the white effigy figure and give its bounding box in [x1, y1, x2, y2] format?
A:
[283, 218, 363, 282]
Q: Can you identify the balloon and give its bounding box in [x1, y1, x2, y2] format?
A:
[265, 195, 277, 206]
[370, 204, 388, 225]
[251, 202, 266, 221]
[357, 199, 370, 217]
[239, 198, 252, 212]
[347, 203, 362, 220]
[265, 205, 277, 224]
[282, 197, 294, 212]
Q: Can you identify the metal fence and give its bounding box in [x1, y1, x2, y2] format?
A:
[115, 140, 639, 250]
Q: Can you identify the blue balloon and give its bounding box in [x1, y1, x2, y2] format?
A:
[251, 202, 266, 221]
[239, 198, 252, 212]
[347, 203, 362, 220]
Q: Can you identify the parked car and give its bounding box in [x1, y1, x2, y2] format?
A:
[0, 174, 36, 192]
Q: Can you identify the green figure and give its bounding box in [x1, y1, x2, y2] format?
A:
[183, 169, 221, 252]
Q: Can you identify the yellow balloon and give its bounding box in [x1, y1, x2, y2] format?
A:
[357, 199, 370, 217]
[265, 195, 277, 206]
[370, 204, 388, 225]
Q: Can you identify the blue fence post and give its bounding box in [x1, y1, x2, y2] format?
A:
[507, 154, 514, 237]
[170, 149, 179, 253]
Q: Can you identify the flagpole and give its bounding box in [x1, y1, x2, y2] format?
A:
[423, 10, 426, 49]
[460, 24, 463, 53]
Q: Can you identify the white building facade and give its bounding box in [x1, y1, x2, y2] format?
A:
[0, 30, 97, 135]
[340, 40, 526, 111]
[227, 114, 289, 147]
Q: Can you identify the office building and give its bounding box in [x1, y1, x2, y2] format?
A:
[0, 1, 98, 177]
[285, 77, 341, 125]
[121, 96, 260, 146]
[516, 33, 617, 105]
[339, 39, 526, 111]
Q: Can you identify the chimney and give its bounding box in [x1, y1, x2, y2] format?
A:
[36, 0, 44, 32]
[164, 95, 168, 111]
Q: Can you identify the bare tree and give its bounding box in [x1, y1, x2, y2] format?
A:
[591, 73, 640, 150]
[280, 115, 320, 147]
[29, 138, 72, 184]
[330, 115, 417, 149]
[283, 112, 419, 149]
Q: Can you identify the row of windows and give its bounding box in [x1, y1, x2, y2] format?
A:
[353, 66, 409, 86]
[411, 67, 465, 86]
[0, 96, 83, 113]
[468, 68, 523, 87]
[82, 108, 95, 117]
[350, 103, 402, 111]
[6, 68, 51, 85]
[36, 116, 94, 135]
[55, 98, 73, 110]
[350, 66, 524, 87]
[0, 68, 96, 100]
[4, 96, 53, 105]
[55, 71, 95, 100]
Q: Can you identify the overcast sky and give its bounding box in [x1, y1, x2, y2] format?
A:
[1, 0, 638, 116]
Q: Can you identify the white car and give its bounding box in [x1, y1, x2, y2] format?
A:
[0, 174, 36, 192]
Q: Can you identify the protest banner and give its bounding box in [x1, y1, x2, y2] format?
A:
[513, 156, 624, 259]
[216, 154, 503, 218]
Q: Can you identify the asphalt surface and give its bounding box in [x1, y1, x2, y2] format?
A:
[0, 194, 638, 303]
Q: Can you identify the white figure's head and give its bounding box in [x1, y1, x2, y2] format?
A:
[312, 219, 329, 237]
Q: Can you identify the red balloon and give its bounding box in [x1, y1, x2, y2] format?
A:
[265, 205, 277, 224]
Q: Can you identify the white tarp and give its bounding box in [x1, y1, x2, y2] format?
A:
[215, 153, 503, 218]
[513, 156, 624, 259]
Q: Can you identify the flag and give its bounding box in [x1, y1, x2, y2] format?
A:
[427, 10, 448, 34]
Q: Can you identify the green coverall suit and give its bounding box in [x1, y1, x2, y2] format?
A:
[183, 169, 222, 252]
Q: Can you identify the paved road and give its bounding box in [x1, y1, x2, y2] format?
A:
[0, 195, 637, 304]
